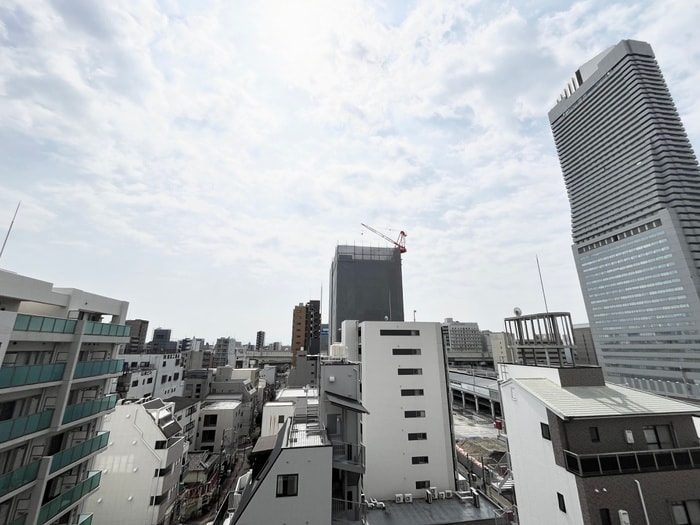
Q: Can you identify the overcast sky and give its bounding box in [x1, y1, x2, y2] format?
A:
[1, 1, 699, 345]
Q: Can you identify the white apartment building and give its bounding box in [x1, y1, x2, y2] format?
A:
[196, 400, 246, 453]
[499, 363, 700, 524]
[84, 398, 186, 525]
[117, 352, 184, 399]
[0, 269, 130, 525]
[342, 320, 456, 500]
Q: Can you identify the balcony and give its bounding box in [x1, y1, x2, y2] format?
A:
[50, 432, 110, 474]
[13, 314, 76, 334]
[77, 515, 93, 525]
[332, 440, 365, 473]
[62, 395, 117, 425]
[0, 460, 40, 498]
[83, 321, 130, 338]
[38, 470, 101, 524]
[332, 498, 365, 524]
[0, 363, 66, 389]
[73, 360, 124, 379]
[564, 447, 700, 477]
[0, 410, 54, 444]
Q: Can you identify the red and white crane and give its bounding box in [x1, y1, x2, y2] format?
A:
[360, 223, 407, 253]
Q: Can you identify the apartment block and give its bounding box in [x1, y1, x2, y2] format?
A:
[0, 269, 130, 525]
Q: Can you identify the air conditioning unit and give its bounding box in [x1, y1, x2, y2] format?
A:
[438, 491, 446, 499]
[395, 494, 404, 503]
[404, 494, 413, 503]
[429, 487, 438, 498]
[444, 490, 453, 499]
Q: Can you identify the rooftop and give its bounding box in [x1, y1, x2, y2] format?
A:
[514, 378, 700, 419]
[364, 495, 498, 525]
[202, 400, 242, 411]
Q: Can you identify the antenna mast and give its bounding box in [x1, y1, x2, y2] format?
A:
[0, 202, 21, 261]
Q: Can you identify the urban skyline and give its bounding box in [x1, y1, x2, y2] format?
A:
[1, 2, 699, 344]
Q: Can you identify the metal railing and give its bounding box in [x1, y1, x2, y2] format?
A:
[62, 395, 117, 425]
[73, 359, 124, 379]
[564, 446, 700, 477]
[0, 410, 54, 444]
[50, 432, 110, 474]
[38, 470, 101, 524]
[0, 460, 40, 498]
[331, 497, 366, 523]
[332, 441, 365, 468]
[0, 363, 65, 389]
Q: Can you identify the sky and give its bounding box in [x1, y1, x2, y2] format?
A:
[1, 1, 699, 345]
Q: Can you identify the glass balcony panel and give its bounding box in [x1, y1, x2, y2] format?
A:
[13, 314, 30, 331]
[637, 452, 656, 471]
[580, 456, 600, 476]
[50, 432, 110, 473]
[28, 317, 44, 331]
[41, 318, 55, 332]
[38, 471, 101, 524]
[0, 460, 40, 498]
[564, 452, 580, 474]
[65, 320, 76, 333]
[655, 451, 674, 468]
[599, 455, 619, 474]
[77, 514, 93, 525]
[54, 319, 66, 333]
[0, 410, 53, 444]
[62, 395, 117, 425]
[618, 454, 638, 472]
[10, 514, 26, 525]
[673, 451, 692, 468]
[0, 363, 65, 389]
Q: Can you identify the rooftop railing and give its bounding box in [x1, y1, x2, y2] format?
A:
[38, 470, 101, 524]
[564, 447, 700, 477]
[0, 363, 66, 389]
[62, 395, 117, 425]
[0, 410, 53, 444]
[83, 321, 130, 338]
[332, 441, 365, 469]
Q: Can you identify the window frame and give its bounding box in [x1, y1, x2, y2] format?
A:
[276, 474, 299, 498]
[541, 422, 551, 440]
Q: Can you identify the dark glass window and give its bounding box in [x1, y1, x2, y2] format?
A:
[408, 433, 427, 441]
[411, 456, 429, 464]
[415, 480, 430, 489]
[401, 389, 424, 396]
[392, 348, 421, 355]
[541, 423, 551, 440]
[276, 474, 298, 497]
[381, 329, 420, 336]
[590, 426, 600, 442]
[398, 368, 423, 375]
[203, 414, 218, 426]
[404, 410, 426, 418]
[557, 493, 566, 513]
[600, 508, 612, 525]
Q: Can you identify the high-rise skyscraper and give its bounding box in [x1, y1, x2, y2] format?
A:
[329, 245, 404, 343]
[549, 39, 700, 399]
[290, 300, 320, 366]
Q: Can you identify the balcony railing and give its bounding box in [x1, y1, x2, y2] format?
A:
[83, 322, 130, 338]
[73, 360, 124, 379]
[77, 514, 93, 525]
[0, 363, 66, 389]
[332, 441, 365, 468]
[13, 314, 76, 334]
[332, 497, 365, 524]
[62, 395, 117, 425]
[10, 515, 26, 525]
[564, 447, 700, 477]
[50, 432, 110, 474]
[0, 410, 54, 444]
[0, 460, 40, 498]
[38, 470, 101, 524]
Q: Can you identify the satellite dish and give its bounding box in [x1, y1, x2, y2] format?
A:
[514, 307, 522, 317]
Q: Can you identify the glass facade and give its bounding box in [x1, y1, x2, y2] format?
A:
[550, 40, 700, 399]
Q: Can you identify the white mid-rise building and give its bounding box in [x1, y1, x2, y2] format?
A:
[342, 320, 456, 500]
[116, 352, 184, 399]
[84, 398, 186, 525]
[441, 319, 486, 367]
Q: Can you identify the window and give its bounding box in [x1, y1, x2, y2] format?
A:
[173, 372, 179, 381]
[162, 361, 166, 367]
[131, 380, 138, 387]
[201, 430, 216, 442]
[600, 508, 612, 525]
[154, 464, 173, 477]
[392, 348, 421, 355]
[590, 427, 600, 442]
[398, 368, 423, 375]
[415, 480, 430, 489]
[644, 424, 674, 450]
[381, 329, 420, 336]
[404, 410, 425, 418]
[278, 415, 285, 424]
[541, 423, 551, 440]
[412, 456, 429, 464]
[276, 474, 298, 497]
[147, 377, 153, 384]
[203, 414, 218, 426]
[154, 441, 166, 449]
[408, 432, 427, 441]
[401, 389, 424, 396]
[149, 493, 167, 506]
[161, 376, 167, 384]
[557, 493, 566, 513]
[672, 500, 700, 524]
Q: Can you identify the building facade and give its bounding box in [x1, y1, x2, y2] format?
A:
[329, 245, 404, 344]
[549, 39, 700, 399]
[499, 363, 700, 525]
[441, 319, 486, 367]
[125, 319, 149, 353]
[0, 270, 130, 525]
[84, 398, 186, 525]
[116, 352, 184, 400]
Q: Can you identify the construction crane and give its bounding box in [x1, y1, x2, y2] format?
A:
[361, 223, 407, 253]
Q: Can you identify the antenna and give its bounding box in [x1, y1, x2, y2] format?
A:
[0, 201, 21, 261]
[536, 254, 549, 313]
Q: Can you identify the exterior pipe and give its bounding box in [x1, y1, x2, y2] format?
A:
[634, 479, 650, 525]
